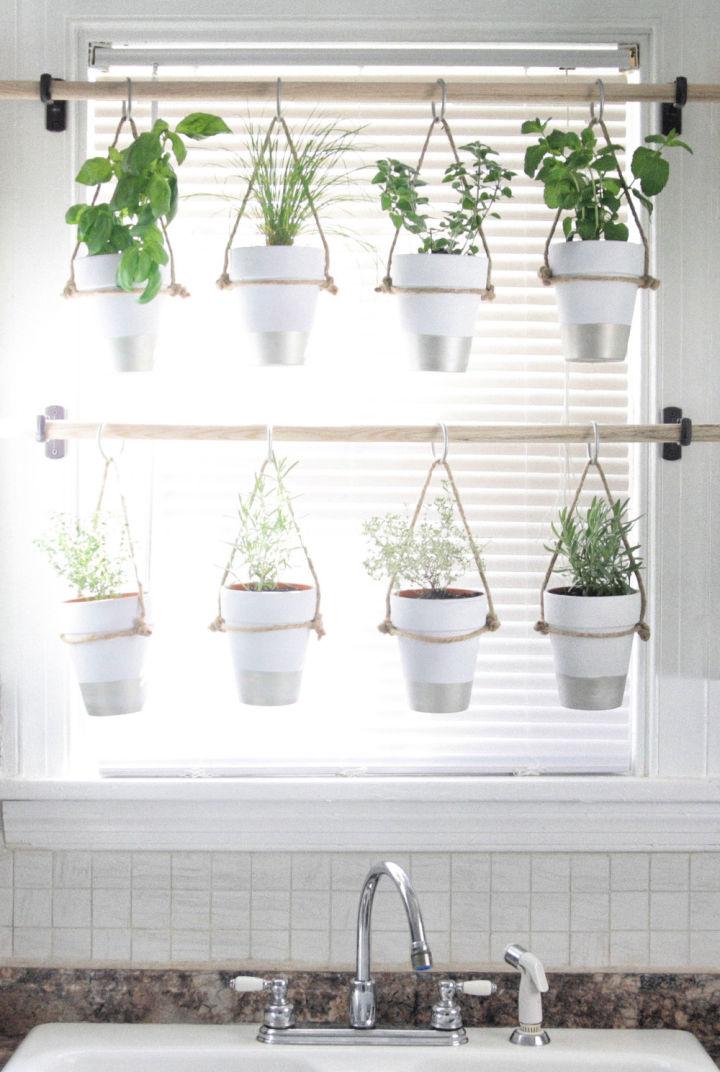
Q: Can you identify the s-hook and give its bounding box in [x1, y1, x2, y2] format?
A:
[276, 78, 283, 119]
[431, 421, 449, 464]
[587, 420, 600, 465]
[122, 77, 133, 122]
[590, 79, 605, 125]
[266, 424, 275, 463]
[431, 78, 448, 122]
[96, 422, 125, 464]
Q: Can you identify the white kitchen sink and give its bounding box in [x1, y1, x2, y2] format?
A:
[5, 1023, 716, 1072]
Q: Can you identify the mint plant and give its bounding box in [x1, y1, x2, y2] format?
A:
[522, 119, 691, 241]
[363, 493, 481, 596]
[35, 514, 130, 600]
[373, 142, 514, 254]
[66, 113, 230, 302]
[228, 457, 301, 591]
[548, 497, 642, 596]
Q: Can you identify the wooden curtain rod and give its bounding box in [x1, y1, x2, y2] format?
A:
[41, 421, 720, 446]
[4, 77, 720, 105]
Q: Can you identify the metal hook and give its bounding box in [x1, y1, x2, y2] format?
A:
[590, 78, 605, 124]
[276, 78, 283, 119]
[266, 424, 275, 463]
[431, 78, 447, 122]
[586, 421, 600, 465]
[96, 422, 125, 464]
[431, 421, 449, 464]
[121, 77, 133, 122]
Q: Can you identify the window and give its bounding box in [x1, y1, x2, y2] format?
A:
[62, 45, 643, 778]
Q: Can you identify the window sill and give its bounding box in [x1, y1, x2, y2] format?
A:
[2, 776, 720, 852]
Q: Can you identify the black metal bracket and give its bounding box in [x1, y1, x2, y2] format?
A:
[39, 73, 67, 133]
[661, 405, 693, 461]
[36, 405, 67, 459]
[661, 75, 688, 136]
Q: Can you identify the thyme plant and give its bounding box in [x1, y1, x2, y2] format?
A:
[228, 457, 301, 591]
[522, 119, 691, 241]
[35, 514, 129, 600]
[66, 112, 230, 302]
[363, 493, 481, 596]
[548, 497, 642, 597]
[373, 142, 515, 254]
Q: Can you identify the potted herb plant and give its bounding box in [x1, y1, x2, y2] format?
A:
[66, 112, 230, 371]
[522, 119, 691, 362]
[363, 493, 487, 712]
[373, 143, 514, 372]
[35, 513, 150, 716]
[219, 457, 319, 706]
[541, 496, 644, 710]
[224, 117, 360, 366]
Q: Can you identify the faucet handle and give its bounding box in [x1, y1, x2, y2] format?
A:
[230, 976, 295, 1030]
[431, 978, 497, 1031]
[229, 975, 268, 992]
[458, 979, 497, 997]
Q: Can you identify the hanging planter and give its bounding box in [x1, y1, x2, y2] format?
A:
[216, 84, 358, 366]
[523, 81, 691, 363]
[63, 94, 229, 371]
[35, 447, 152, 716]
[363, 425, 500, 713]
[210, 441, 324, 706]
[535, 427, 650, 710]
[374, 81, 514, 373]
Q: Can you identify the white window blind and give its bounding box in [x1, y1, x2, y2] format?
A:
[66, 48, 643, 778]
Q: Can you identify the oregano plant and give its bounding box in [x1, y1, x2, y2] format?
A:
[66, 113, 230, 302]
[35, 514, 130, 600]
[522, 118, 691, 241]
[547, 496, 642, 597]
[373, 142, 514, 254]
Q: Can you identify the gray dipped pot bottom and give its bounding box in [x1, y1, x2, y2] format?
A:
[408, 334, 472, 373]
[406, 680, 473, 714]
[79, 679, 146, 717]
[108, 335, 156, 372]
[237, 670, 304, 707]
[557, 673, 628, 711]
[248, 331, 309, 366]
[561, 323, 631, 363]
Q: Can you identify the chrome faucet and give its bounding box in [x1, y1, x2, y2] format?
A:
[349, 860, 433, 1028]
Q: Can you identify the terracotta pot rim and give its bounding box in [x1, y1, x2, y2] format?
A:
[548, 586, 639, 598]
[64, 591, 139, 605]
[395, 587, 484, 600]
[226, 582, 313, 593]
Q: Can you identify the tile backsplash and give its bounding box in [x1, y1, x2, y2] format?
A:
[0, 850, 718, 971]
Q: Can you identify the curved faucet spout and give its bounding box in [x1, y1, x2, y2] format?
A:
[350, 860, 432, 1029]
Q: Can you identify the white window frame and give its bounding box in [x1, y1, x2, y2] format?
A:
[1, 0, 718, 852]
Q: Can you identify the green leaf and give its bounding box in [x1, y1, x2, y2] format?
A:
[65, 203, 87, 225]
[139, 262, 163, 303]
[631, 146, 670, 196]
[524, 143, 546, 177]
[124, 133, 162, 175]
[110, 174, 142, 211]
[520, 117, 548, 135]
[603, 220, 629, 241]
[174, 112, 231, 140]
[75, 157, 113, 185]
[167, 130, 187, 164]
[148, 174, 172, 217]
[109, 225, 133, 252]
[631, 189, 654, 215]
[151, 119, 170, 136]
[81, 206, 113, 254]
[117, 247, 140, 291]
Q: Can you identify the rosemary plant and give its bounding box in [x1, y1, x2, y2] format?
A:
[35, 514, 129, 600]
[363, 493, 481, 597]
[548, 496, 642, 597]
[228, 457, 301, 591]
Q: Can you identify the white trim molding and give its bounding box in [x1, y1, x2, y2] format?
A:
[3, 777, 720, 851]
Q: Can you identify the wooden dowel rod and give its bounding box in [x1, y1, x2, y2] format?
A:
[43, 421, 720, 445]
[4, 77, 720, 105]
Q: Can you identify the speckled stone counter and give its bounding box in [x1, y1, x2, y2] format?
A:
[0, 969, 717, 1066]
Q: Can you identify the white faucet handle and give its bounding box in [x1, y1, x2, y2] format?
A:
[459, 979, 497, 997]
[229, 975, 267, 992]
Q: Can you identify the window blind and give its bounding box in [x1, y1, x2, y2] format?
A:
[72, 52, 641, 777]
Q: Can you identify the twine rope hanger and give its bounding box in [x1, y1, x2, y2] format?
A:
[63, 78, 190, 300]
[60, 427, 152, 645]
[216, 78, 337, 294]
[376, 79, 495, 300]
[209, 426, 325, 638]
[534, 421, 650, 642]
[378, 423, 500, 644]
[538, 79, 660, 291]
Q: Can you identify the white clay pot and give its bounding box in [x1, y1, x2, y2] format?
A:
[544, 588, 641, 710]
[391, 253, 488, 372]
[547, 240, 645, 363]
[221, 583, 316, 706]
[59, 592, 150, 717]
[229, 245, 324, 366]
[390, 588, 486, 712]
[73, 252, 161, 372]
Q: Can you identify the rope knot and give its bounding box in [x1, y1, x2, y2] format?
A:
[534, 620, 551, 635]
[375, 276, 394, 294]
[485, 613, 501, 632]
[216, 272, 232, 290]
[62, 279, 78, 298]
[640, 275, 661, 291]
[635, 621, 651, 642]
[538, 265, 553, 287]
[321, 276, 338, 296]
[378, 619, 395, 636]
[481, 285, 496, 303]
[312, 615, 326, 639]
[167, 282, 191, 299]
[134, 620, 153, 638]
[208, 616, 226, 633]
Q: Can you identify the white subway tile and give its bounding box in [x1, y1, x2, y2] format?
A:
[610, 891, 649, 931]
[491, 855, 531, 892]
[251, 891, 290, 931]
[132, 929, 171, 964]
[0, 854, 13, 888]
[92, 928, 132, 962]
[490, 892, 530, 932]
[650, 854, 689, 891]
[0, 927, 12, 957]
[370, 930, 410, 967]
[93, 889, 131, 928]
[251, 854, 291, 891]
[689, 930, 720, 967]
[290, 891, 330, 931]
[452, 854, 490, 892]
[13, 927, 51, 959]
[330, 891, 358, 931]
[330, 854, 374, 890]
[570, 931, 609, 968]
[490, 931, 530, 961]
[329, 929, 354, 968]
[53, 888, 91, 928]
[92, 853, 131, 889]
[529, 931, 570, 967]
[450, 931, 490, 966]
[210, 930, 251, 962]
[52, 928, 91, 961]
[171, 853, 211, 890]
[452, 892, 490, 932]
[211, 890, 250, 930]
[291, 929, 331, 966]
[531, 855, 570, 892]
[649, 930, 689, 968]
[609, 930, 649, 967]
[571, 893, 609, 932]
[171, 930, 210, 962]
[411, 854, 451, 891]
[690, 853, 720, 890]
[291, 855, 331, 891]
[132, 853, 171, 890]
[172, 890, 210, 930]
[610, 854, 649, 891]
[531, 893, 570, 932]
[14, 888, 51, 928]
[132, 890, 171, 930]
[571, 855, 609, 892]
[53, 852, 91, 889]
[0, 889, 13, 927]
[650, 891, 689, 930]
[14, 852, 52, 888]
[690, 891, 720, 930]
[250, 929, 290, 962]
[212, 853, 251, 891]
